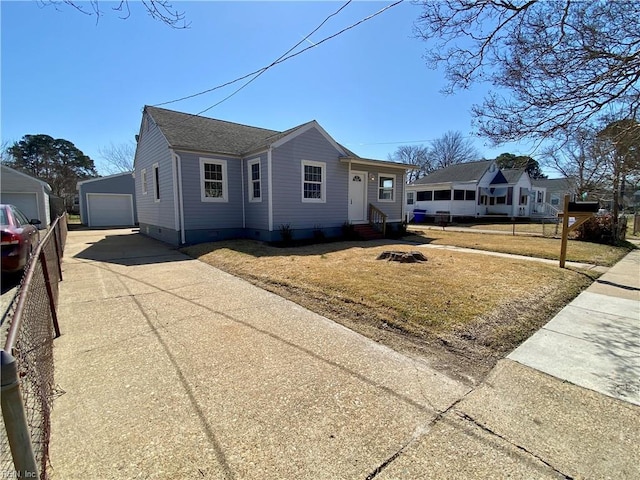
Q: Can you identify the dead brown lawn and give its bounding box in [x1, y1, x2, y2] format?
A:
[182, 238, 601, 384]
[405, 226, 632, 266]
[468, 222, 561, 235]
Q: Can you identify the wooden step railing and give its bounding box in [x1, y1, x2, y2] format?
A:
[368, 203, 387, 236]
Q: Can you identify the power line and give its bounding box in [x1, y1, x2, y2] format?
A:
[155, 0, 353, 107]
[154, 0, 404, 116]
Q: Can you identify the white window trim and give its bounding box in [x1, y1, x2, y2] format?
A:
[200, 157, 228, 202]
[152, 163, 160, 203]
[141, 168, 147, 195]
[247, 158, 262, 203]
[406, 191, 415, 205]
[378, 174, 395, 202]
[301, 160, 326, 203]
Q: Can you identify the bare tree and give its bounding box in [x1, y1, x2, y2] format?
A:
[597, 119, 640, 237]
[414, 1, 640, 144]
[98, 141, 136, 175]
[0, 140, 12, 163]
[388, 145, 432, 183]
[428, 131, 480, 170]
[37, 0, 189, 28]
[543, 127, 610, 199]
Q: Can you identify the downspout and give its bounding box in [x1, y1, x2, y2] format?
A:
[172, 151, 186, 245]
[268, 146, 273, 233]
[241, 158, 246, 229]
[400, 176, 405, 224]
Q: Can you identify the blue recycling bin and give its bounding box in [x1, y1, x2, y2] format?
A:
[412, 209, 426, 223]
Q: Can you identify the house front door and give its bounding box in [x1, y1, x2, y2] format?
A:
[348, 171, 367, 222]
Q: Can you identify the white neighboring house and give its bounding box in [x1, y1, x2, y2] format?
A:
[405, 160, 548, 221]
[0, 165, 52, 228]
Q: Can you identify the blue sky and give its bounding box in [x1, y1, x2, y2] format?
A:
[1, 1, 540, 176]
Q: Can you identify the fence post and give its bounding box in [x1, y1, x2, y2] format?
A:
[53, 223, 63, 281]
[39, 250, 61, 338]
[1, 350, 39, 479]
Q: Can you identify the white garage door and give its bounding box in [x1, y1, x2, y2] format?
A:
[87, 194, 134, 227]
[1, 192, 39, 221]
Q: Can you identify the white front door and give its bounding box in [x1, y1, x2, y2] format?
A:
[348, 171, 367, 222]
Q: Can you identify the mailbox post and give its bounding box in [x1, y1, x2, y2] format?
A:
[558, 194, 599, 268]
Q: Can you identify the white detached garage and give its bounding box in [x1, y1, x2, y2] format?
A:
[78, 172, 137, 227]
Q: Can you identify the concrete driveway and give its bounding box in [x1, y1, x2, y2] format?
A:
[50, 229, 470, 479]
[49, 228, 640, 479]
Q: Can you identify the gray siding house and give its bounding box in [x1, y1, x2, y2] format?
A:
[134, 106, 408, 245]
[77, 172, 137, 227]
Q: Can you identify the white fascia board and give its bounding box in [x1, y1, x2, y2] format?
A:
[339, 157, 408, 170]
[170, 146, 243, 159]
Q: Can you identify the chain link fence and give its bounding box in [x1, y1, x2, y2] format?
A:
[1, 215, 67, 480]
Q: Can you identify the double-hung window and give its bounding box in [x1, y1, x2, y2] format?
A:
[378, 175, 395, 201]
[152, 163, 160, 202]
[200, 158, 228, 202]
[406, 191, 415, 205]
[247, 159, 261, 202]
[301, 160, 325, 203]
[141, 169, 147, 195]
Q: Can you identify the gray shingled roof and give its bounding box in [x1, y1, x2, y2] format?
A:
[411, 160, 493, 185]
[532, 177, 573, 190]
[500, 168, 526, 183]
[145, 106, 285, 156]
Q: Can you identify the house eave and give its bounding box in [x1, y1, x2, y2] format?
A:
[340, 156, 408, 170]
[77, 171, 133, 187]
[169, 145, 243, 159]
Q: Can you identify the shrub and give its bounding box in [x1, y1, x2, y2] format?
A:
[279, 223, 293, 244]
[574, 214, 625, 244]
[341, 221, 358, 240]
[312, 224, 325, 241]
[385, 222, 408, 239]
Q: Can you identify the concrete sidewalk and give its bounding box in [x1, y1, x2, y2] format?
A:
[509, 246, 640, 405]
[49, 229, 640, 479]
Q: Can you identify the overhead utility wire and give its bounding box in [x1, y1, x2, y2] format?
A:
[193, 1, 358, 116]
[155, 0, 353, 107]
[154, 0, 404, 116]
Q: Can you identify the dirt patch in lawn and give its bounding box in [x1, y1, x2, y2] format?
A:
[182, 239, 599, 385]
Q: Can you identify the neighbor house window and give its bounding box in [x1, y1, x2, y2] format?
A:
[141, 169, 147, 195]
[301, 160, 325, 203]
[406, 191, 415, 205]
[247, 158, 261, 202]
[453, 189, 465, 201]
[378, 175, 395, 201]
[152, 163, 160, 202]
[434, 190, 451, 201]
[465, 190, 475, 201]
[200, 158, 228, 202]
[417, 191, 432, 201]
[519, 188, 528, 205]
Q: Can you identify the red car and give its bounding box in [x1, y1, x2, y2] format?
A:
[1, 204, 41, 273]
